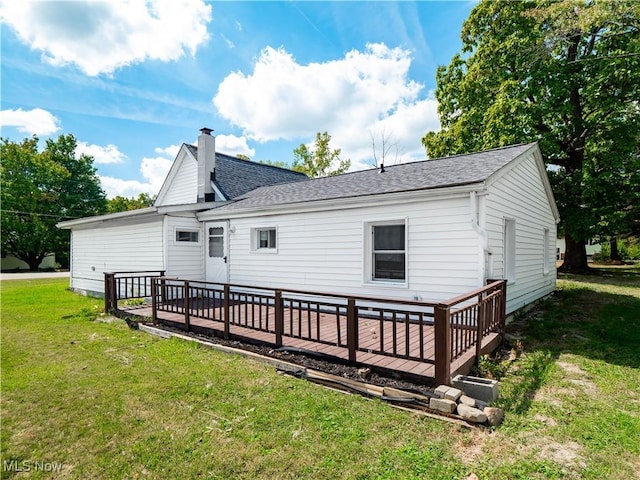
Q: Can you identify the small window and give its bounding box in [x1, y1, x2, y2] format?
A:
[372, 223, 405, 281]
[504, 218, 516, 282]
[208, 227, 224, 258]
[543, 228, 550, 275]
[176, 230, 199, 243]
[256, 228, 277, 250]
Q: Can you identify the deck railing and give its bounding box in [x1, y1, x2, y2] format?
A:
[104, 272, 505, 383]
[104, 271, 165, 314]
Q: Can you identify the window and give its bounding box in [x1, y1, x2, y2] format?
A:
[371, 223, 406, 282]
[208, 227, 224, 258]
[252, 227, 277, 252]
[176, 230, 199, 243]
[504, 218, 516, 282]
[543, 228, 550, 275]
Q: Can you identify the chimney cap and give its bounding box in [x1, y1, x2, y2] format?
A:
[200, 127, 213, 136]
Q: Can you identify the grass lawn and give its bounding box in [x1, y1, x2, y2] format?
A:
[1, 268, 639, 479]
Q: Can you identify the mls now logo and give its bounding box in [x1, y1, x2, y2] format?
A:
[3, 459, 63, 473]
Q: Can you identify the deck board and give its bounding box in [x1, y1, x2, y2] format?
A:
[123, 301, 498, 383]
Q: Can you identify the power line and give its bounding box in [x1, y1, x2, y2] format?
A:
[0, 209, 81, 220]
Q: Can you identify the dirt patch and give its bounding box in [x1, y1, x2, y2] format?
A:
[454, 428, 491, 465]
[142, 322, 435, 396]
[537, 438, 586, 471]
[557, 360, 598, 396]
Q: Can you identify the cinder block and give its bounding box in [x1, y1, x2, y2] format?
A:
[443, 387, 462, 402]
[451, 375, 499, 403]
[429, 397, 457, 414]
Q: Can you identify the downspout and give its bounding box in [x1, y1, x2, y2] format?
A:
[470, 191, 492, 282]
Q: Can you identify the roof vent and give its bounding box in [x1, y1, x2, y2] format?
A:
[379, 163, 385, 173]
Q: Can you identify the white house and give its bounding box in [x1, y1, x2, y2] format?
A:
[58, 129, 559, 314]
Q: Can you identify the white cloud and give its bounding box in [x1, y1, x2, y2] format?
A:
[0, 107, 60, 135]
[214, 43, 439, 166]
[100, 156, 172, 199]
[76, 141, 126, 164]
[0, 0, 212, 76]
[154, 144, 181, 158]
[215, 134, 255, 158]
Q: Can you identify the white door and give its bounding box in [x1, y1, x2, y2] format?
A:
[205, 221, 229, 283]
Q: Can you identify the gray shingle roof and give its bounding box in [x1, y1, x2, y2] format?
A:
[185, 144, 307, 199]
[211, 143, 536, 212]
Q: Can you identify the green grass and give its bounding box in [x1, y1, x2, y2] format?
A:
[1, 270, 639, 479]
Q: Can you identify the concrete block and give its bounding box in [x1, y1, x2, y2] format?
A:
[429, 397, 457, 414]
[434, 385, 449, 399]
[451, 375, 499, 403]
[443, 387, 462, 402]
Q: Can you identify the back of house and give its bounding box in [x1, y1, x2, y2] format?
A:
[59, 130, 559, 314]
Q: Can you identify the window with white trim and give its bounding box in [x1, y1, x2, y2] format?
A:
[368, 222, 406, 282]
[252, 227, 277, 251]
[543, 228, 550, 275]
[176, 230, 199, 243]
[504, 218, 516, 282]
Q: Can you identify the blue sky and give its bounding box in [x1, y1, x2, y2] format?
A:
[1, 1, 475, 198]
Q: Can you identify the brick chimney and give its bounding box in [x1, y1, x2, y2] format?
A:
[197, 127, 215, 202]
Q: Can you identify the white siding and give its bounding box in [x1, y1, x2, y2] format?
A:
[226, 195, 481, 303]
[485, 151, 557, 313]
[165, 216, 204, 279]
[70, 217, 164, 295]
[157, 153, 197, 206]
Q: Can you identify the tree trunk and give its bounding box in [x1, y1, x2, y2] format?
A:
[23, 252, 45, 272]
[559, 234, 589, 273]
[610, 237, 621, 262]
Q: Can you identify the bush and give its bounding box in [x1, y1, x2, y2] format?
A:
[599, 237, 640, 261]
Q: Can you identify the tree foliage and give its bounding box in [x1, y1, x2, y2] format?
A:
[422, 0, 640, 271]
[292, 132, 350, 178]
[1, 135, 107, 270]
[107, 193, 155, 213]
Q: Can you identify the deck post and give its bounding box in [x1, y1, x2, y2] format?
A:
[434, 303, 451, 386]
[151, 278, 158, 325]
[275, 290, 283, 347]
[475, 293, 485, 362]
[346, 297, 358, 363]
[223, 284, 230, 339]
[184, 280, 191, 332]
[499, 280, 507, 340]
[104, 273, 112, 313]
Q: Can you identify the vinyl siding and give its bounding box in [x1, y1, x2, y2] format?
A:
[165, 216, 204, 279]
[485, 151, 557, 313]
[158, 154, 197, 206]
[226, 195, 481, 303]
[70, 217, 164, 295]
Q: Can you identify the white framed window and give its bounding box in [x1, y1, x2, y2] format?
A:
[175, 229, 199, 243]
[251, 227, 277, 252]
[543, 228, 550, 275]
[365, 220, 407, 284]
[503, 218, 516, 283]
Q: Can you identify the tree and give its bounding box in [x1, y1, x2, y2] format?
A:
[1, 135, 107, 270]
[422, 0, 640, 272]
[292, 132, 350, 178]
[107, 193, 155, 213]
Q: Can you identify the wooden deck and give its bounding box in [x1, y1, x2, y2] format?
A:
[122, 302, 500, 382]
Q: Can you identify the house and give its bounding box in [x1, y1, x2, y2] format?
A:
[58, 129, 559, 314]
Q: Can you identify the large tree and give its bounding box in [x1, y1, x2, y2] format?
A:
[1, 135, 107, 270]
[292, 132, 350, 178]
[107, 193, 155, 213]
[422, 0, 640, 272]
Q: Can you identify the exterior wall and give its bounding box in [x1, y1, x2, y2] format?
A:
[157, 153, 197, 206]
[164, 216, 204, 279]
[485, 152, 557, 313]
[226, 195, 482, 304]
[69, 216, 164, 295]
[1, 254, 56, 271]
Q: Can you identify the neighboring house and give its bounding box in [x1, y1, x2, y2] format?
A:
[556, 237, 602, 261]
[58, 129, 559, 314]
[1, 253, 56, 271]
